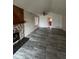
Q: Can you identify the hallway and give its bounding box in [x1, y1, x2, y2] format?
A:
[13, 28, 66, 59]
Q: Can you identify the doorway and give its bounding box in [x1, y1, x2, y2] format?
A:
[48, 16, 53, 29]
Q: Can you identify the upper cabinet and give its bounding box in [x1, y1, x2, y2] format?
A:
[13, 5, 25, 25]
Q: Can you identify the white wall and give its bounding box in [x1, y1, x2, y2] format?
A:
[39, 15, 48, 27]
[39, 12, 63, 29]
[39, 12, 66, 31]
[24, 11, 38, 36]
[49, 12, 62, 28]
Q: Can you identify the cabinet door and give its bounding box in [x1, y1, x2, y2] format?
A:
[13, 5, 24, 25]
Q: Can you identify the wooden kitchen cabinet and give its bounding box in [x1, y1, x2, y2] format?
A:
[13, 5, 25, 25]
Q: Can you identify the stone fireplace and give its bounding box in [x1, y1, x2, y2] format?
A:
[13, 24, 24, 44]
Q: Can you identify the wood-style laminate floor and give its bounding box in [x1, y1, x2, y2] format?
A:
[13, 28, 66, 59]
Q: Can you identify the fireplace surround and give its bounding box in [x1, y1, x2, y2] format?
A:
[13, 24, 24, 44]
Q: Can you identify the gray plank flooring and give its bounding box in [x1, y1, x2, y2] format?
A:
[13, 28, 66, 59]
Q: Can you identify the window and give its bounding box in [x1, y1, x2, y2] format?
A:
[35, 17, 39, 26]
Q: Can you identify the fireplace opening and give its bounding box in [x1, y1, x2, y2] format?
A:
[13, 32, 20, 43]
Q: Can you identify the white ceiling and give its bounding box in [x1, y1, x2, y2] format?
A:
[13, 0, 66, 15]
